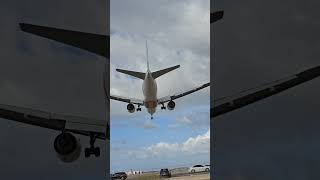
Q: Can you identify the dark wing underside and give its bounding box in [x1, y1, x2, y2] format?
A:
[157, 82, 210, 104]
[19, 23, 109, 58]
[110, 95, 144, 106]
[0, 103, 108, 140]
[211, 66, 320, 118]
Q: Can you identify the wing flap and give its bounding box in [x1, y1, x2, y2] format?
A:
[0, 103, 65, 130]
[65, 121, 106, 133]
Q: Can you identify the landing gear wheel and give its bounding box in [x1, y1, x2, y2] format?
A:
[161, 103, 166, 110]
[84, 133, 100, 158]
[137, 105, 142, 111]
[94, 147, 100, 157]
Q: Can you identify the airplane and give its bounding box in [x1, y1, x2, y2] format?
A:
[110, 41, 210, 119]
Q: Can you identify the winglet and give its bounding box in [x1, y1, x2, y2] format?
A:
[211, 11, 224, 23]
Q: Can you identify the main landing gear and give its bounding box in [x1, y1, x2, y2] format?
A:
[137, 105, 142, 111]
[161, 103, 166, 110]
[85, 132, 100, 158]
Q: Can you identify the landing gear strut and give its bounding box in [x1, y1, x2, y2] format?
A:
[161, 103, 166, 110]
[85, 132, 100, 158]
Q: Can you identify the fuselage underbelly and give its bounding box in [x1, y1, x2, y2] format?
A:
[142, 71, 157, 115]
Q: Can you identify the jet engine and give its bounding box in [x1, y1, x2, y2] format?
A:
[127, 103, 135, 113]
[167, 100, 175, 110]
[54, 132, 81, 163]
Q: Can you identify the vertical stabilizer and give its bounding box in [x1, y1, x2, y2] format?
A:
[146, 40, 150, 71]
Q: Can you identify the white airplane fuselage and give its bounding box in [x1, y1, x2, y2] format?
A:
[142, 70, 158, 116]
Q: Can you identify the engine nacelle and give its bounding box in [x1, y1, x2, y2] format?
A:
[54, 132, 81, 163]
[127, 103, 135, 113]
[167, 100, 175, 110]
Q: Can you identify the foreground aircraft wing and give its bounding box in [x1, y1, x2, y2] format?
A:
[211, 11, 224, 23]
[212, 66, 320, 118]
[157, 82, 210, 104]
[19, 23, 109, 58]
[110, 95, 144, 106]
[0, 103, 108, 140]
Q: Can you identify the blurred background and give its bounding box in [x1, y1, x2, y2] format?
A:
[0, 0, 108, 179]
[212, 0, 320, 179]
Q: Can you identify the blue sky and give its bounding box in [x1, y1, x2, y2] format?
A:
[110, 0, 210, 173]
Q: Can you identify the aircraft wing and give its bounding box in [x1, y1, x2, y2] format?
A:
[157, 82, 210, 104]
[211, 11, 224, 23]
[19, 23, 109, 58]
[211, 65, 320, 118]
[0, 103, 108, 140]
[110, 95, 144, 106]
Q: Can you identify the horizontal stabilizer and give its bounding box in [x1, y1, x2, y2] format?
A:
[152, 65, 180, 79]
[211, 11, 224, 23]
[116, 69, 145, 80]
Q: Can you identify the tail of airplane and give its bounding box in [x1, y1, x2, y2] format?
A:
[144, 40, 180, 78]
[116, 41, 180, 80]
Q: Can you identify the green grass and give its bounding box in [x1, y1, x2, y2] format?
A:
[129, 173, 160, 180]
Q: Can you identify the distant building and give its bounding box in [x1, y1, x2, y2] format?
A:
[126, 169, 143, 175]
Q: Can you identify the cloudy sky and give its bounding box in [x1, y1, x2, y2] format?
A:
[0, 0, 108, 179]
[110, 0, 210, 172]
[212, 0, 320, 179]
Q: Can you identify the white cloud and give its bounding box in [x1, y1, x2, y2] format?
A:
[177, 116, 193, 124]
[127, 129, 210, 159]
[181, 129, 210, 154]
[169, 110, 210, 130]
[143, 120, 157, 129]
